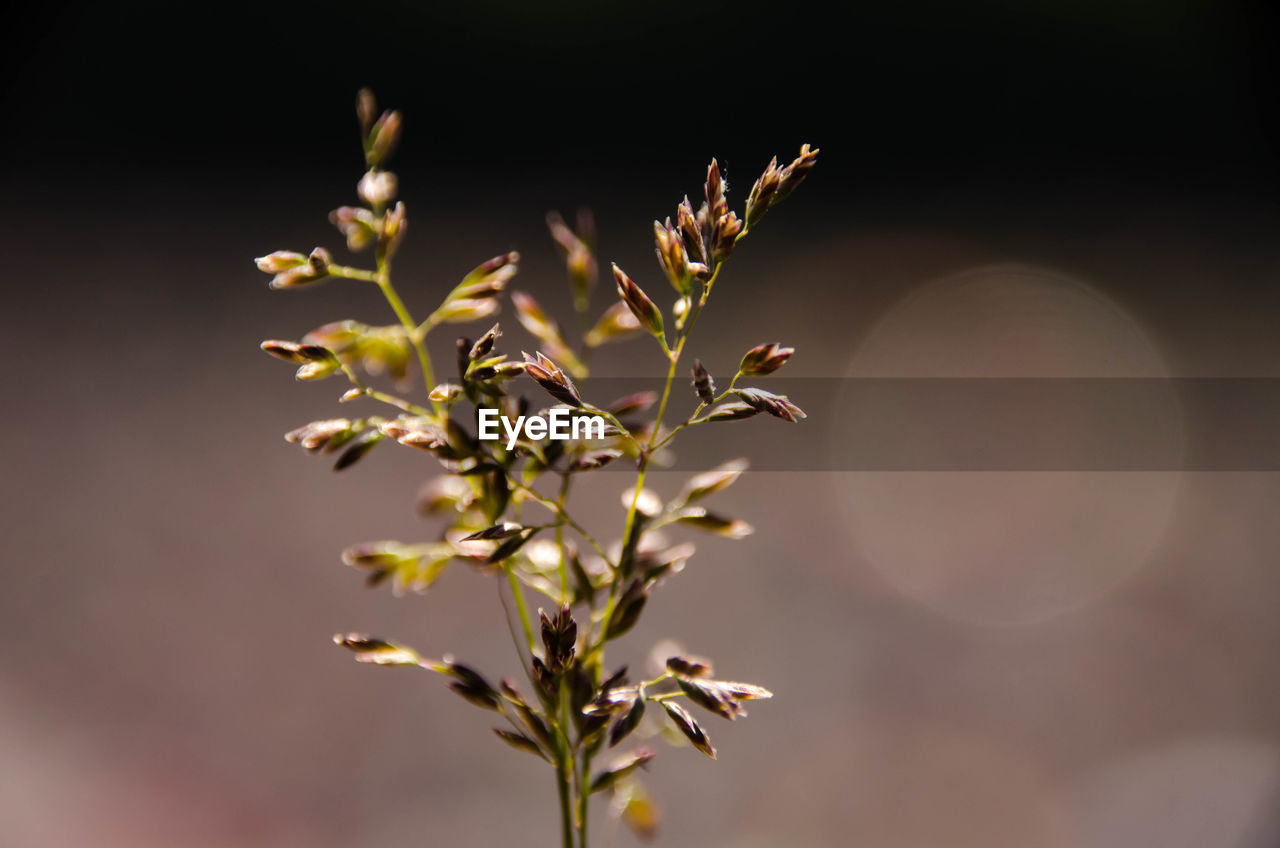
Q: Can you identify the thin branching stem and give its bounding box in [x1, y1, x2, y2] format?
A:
[265, 96, 810, 846]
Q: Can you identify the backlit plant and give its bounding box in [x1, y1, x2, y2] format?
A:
[256, 90, 818, 846]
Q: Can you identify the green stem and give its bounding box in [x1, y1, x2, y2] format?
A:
[505, 566, 537, 656]
[556, 474, 571, 603]
[650, 374, 742, 451]
[578, 748, 592, 848]
[556, 687, 576, 848]
[377, 276, 437, 395]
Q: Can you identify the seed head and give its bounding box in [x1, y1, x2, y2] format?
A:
[329, 206, 379, 251]
[734, 387, 806, 422]
[704, 401, 760, 422]
[611, 264, 664, 339]
[738, 342, 794, 376]
[254, 251, 308, 273]
[367, 110, 402, 167]
[378, 201, 407, 256]
[585, 301, 642, 348]
[773, 143, 820, 204]
[356, 89, 377, 138]
[661, 701, 716, 758]
[691, 360, 716, 404]
[469, 323, 502, 361]
[676, 196, 707, 267]
[285, 418, 354, 453]
[653, 219, 693, 295]
[711, 211, 743, 263]
[357, 169, 398, 207]
[540, 604, 578, 674]
[745, 156, 782, 229]
[522, 351, 582, 407]
[705, 159, 727, 222]
[333, 633, 422, 666]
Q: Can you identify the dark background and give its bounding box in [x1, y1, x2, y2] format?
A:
[4, 2, 1280, 847]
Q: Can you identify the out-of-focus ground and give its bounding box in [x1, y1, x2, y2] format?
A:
[2, 173, 1278, 846]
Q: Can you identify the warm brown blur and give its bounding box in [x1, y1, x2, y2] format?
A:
[3, 173, 1278, 846]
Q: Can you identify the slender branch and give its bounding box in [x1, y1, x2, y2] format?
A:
[505, 565, 538, 657]
[555, 473, 572, 603]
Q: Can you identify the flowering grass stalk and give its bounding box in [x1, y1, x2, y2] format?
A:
[256, 89, 817, 846]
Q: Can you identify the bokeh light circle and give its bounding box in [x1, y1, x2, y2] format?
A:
[831, 265, 1183, 624]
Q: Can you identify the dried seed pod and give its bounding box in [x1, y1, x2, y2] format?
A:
[303, 320, 365, 356]
[378, 201, 407, 256]
[572, 449, 623, 471]
[254, 251, 308, 274]
[590, 748, 655, 793]
[462, 522, 525, 541]
[493, 728, 550, 762]
[469, 323, 501, 361]
[583, 684, 642, 716]
[262, 247, 332, 289]
[531, 656, 558, 705]
[340, 539, 452, 593]
[367, 110, 402, 166]
[605, 579, 649, 640]
[379, 416, 449, 451]
[357, 169, 398, 207]
[654, 219, 693, 295]
[773, 143, 820, 204]
[356, 88, 377, 137]
[522, 351, 582, 407]
[672, 506, 754, 539]
[710, 211, 743, 263]
[661, 701, 716, 758]
[678, 458, 747, 503]
[547, 210, 598, 309]
[443, 660, 502, 711]
[329, 206, 379, 251]
[333, 633, 421, 666]
[608, 391, 658, 417]
[429, 382, 463, 403]
[501, 679, 555, 751]
[677, 677, 742, 720]
[433, 297, 499, 324]
[417, 474, 476, 515]
[511, 291, 586, 377]
[584, 301, 642, 348]
[260, 339, 305, 363]
[608, 693, 646, 747]
[676, 196, 707, 266]
[714, 681, 773, 701]
[540, 604, 577, 674]
[485, 529, 535, 564]
[738, 342, 794, 376]
[704, 401, 759, 422]
[611, 264, 664, 338]
[691, 360, 716, 405]
[621, 486, 663, 518]
[455, 251, 520, 298]
[665, 654, 715, 679]
[744, 156, 782, 229]
[332, 429, 383, 470]
[733, 387, 806, 422]
[705, 159, 727, 223]
[294, 358, 341, 381]
[619, 780, 661, 841]
[285, 418, 355, 453]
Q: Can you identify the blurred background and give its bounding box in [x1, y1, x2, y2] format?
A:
[3, 1, 1280, 845]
